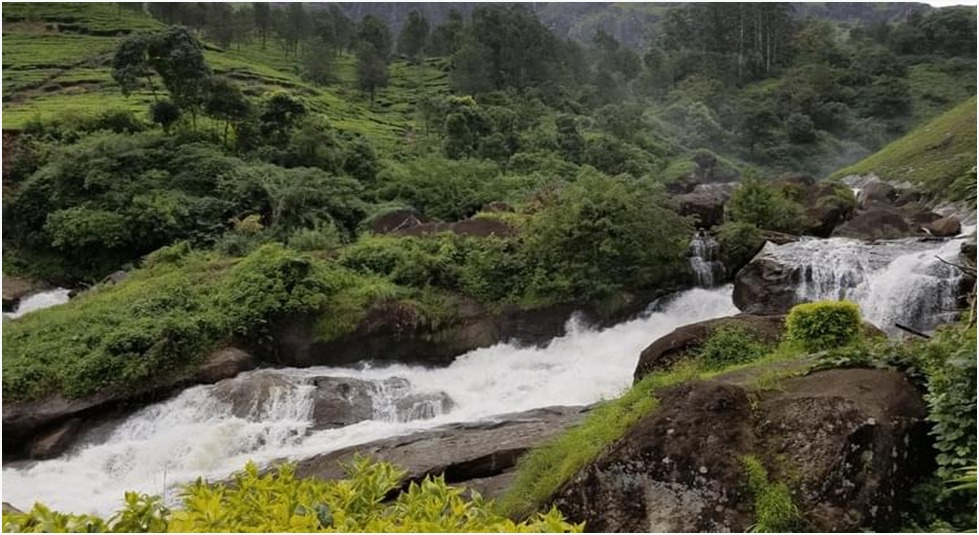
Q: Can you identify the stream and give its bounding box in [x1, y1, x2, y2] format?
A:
[3, 229, 974, 516]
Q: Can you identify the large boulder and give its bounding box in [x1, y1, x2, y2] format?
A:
[633, 315, 786, 382]
[3, 346, 257, 461]
[369, 208, 428, 234]
[857, 181, 897, 209]
[551, 369, 929, 532]
[2, 275, 45, 312]
[798, 182, 856, 238]
[926, 217, 962, 237]
[732, 256, 801, 315]
[832, 206, 914, 240]
[193, 346, 256, 384]
[293, 406, 589, 500]
[677, 184, 734, 230]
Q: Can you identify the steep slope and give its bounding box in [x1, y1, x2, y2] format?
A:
[831, 96, 977, 203]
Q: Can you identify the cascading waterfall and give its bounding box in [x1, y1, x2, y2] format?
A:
[2, 286, 738, 516]
[689, 234, 725, 287]
[759, 234, 971, 333]
[3, 288, 71, 319]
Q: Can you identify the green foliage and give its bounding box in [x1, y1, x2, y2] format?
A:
[2, 459, 582, 533]
[785, 300, 862, 352]
[374, 157, 501, 221]
[727, 176, 805, 233]
[831, 96, 977, 205]
[699, 324, 771, 370]
[716, 221, 764, 274]
[2, 244, 352, 401]
[741, 455, 803, 533]
[526, 170, 693, 301]
[288, 224, 343, 252]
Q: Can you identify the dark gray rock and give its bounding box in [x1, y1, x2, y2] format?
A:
[552, 369, 929, 532]
[293, 406, 590, 500]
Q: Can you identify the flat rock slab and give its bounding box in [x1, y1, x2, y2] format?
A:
[294, 405, 590, 499]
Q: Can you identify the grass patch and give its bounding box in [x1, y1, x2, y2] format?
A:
[741, 455, 803, 533]
[831, 96, 977, 204]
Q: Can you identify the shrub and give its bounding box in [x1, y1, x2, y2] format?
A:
[727, 175, 806, 234]
[716, 221, 764, 274]
[288, 224, 343, 252]
[526, 169, 693, 302]
[785, 300, 862, 352]
[699, 324, 771, 369]
[1, 459, 582, 533]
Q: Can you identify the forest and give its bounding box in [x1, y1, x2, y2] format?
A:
[1, 2, 976, 533]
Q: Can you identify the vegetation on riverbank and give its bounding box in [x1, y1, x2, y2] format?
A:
[1, 458, 582, 532]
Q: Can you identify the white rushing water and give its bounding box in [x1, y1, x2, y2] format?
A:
[689, 234, 725, 287]
[3, 285, 739, 516]
[758, 232, 972, 333]
[2, 288, 71, 319]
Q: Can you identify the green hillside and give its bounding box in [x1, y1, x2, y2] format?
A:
[1, 3, 448, 150]
[832, 96, 977, 203]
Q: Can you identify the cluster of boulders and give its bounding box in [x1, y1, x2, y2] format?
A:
[367, 203, 516, 239]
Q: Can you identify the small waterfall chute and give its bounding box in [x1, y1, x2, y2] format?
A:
[689, 233, 725, 287]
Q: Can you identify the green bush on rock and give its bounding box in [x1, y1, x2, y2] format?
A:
[1, 459, 582, 533]
[786, 300, 862, 352]
[699, 324, 772, 369]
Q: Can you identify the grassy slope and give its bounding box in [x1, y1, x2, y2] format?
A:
[831, 96, 977, 203]
[1, 3, 450, 152]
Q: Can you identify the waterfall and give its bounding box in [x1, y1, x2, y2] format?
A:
[758, 236, 970, 333]
[689, 234, 725, 287]
[3, 288, 71, 319]
[2, 285, 738, 516]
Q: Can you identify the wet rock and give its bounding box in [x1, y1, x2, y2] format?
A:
[832, 206, 914, 240]
[633, 315, 786, 382]
[732, 256, 801, 315]
[2, 275, 45, 312]
[193, 346, 256, 384]
[551, 369, 928, 533]
[758, 230, 798, 245]
[926, 217, 962, 237]
[857, 182, 897, 209]
[294, 406, 590, 500]
[212, 371, 297, 419]
[677, 184, 734, 230]
[394, 392, 455, 422]
[28, 418, 83, 460]
[799, 182, 856, 238]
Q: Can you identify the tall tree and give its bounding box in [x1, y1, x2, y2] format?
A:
[253, 2, 272, 49]
[397, 10, 429, 62]
[428, 9, 464, 56]
[357, 14, 392, 60]
[356, 43, 389, 104]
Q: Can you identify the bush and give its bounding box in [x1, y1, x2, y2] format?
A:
[288, 224, 343, 252]
[1, 459, 581, 533]
[727, 175, 806, 234]
[699, 324, 771, 369]
[374, 157, 501, 221]
[715, 221, 764, 274]
[526, 169, 693, 301]
[785, 300, 862, 352]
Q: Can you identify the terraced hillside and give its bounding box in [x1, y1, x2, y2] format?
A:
[1, 2, 450, 149]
